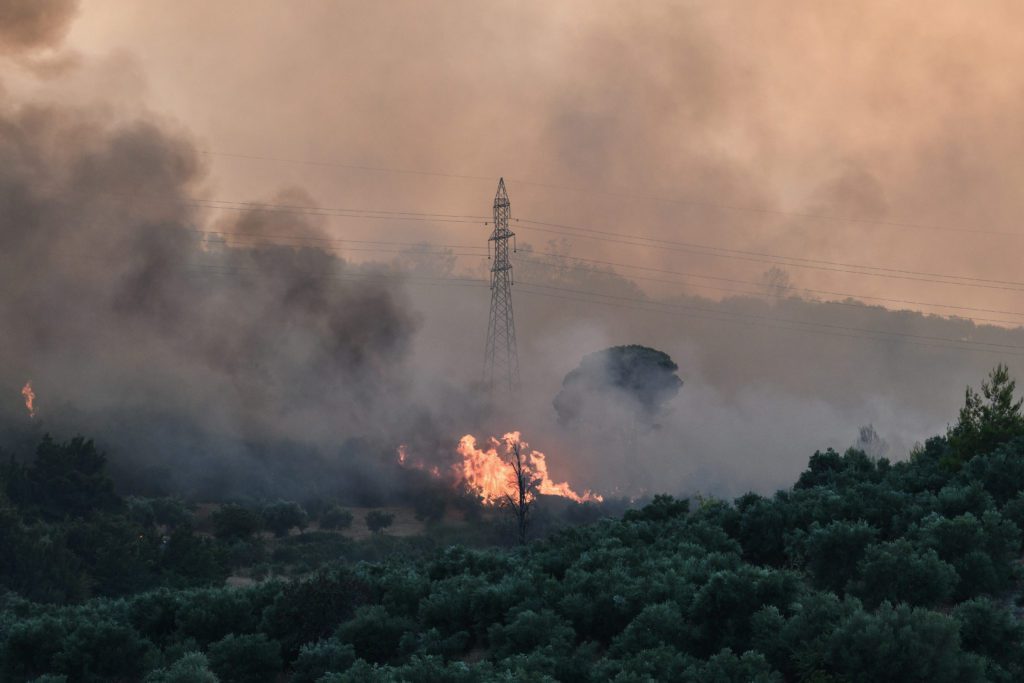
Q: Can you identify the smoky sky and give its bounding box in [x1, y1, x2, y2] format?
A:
[55, 0, 1024, 320]
[4, 1, 1024, 501]
[0, 0, 78, 54]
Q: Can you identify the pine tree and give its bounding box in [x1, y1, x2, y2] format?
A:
[946, 364, 1024, 468]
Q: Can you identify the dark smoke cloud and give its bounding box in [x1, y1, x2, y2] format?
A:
[0, 97, 425, 499]
[0, 0, 79, 54]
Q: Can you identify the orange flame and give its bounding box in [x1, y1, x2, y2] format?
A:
[395, 443, 442, 479]
[21, 381, 36, 419]
[458, 431, 602, 505]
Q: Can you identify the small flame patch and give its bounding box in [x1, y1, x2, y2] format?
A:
[21, 381, 36, 419]
[395, 443, 442, 479]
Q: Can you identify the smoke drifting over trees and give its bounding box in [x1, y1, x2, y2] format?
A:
[0, 96, 430, 496]
[0, 12, 427, 500]
[554, 345, 682, 428]
[3, 2, 1024, 505]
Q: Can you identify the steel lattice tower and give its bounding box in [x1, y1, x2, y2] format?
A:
[484, 178, 520, 393]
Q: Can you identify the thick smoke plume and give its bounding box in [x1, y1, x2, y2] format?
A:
[0, 69, 424, 500]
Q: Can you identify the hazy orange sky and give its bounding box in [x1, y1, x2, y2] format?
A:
[11, 0, 1024, 325]
[8, 0, 1024, 492]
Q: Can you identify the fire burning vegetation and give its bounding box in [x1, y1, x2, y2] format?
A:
[457, 432, 602, 505]
[20, 381, 35, 419]
[397, 432, 602, 506]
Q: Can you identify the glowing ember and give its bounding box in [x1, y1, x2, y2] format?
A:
[458, 431, 602, 505]
[21, 381, 36, 419]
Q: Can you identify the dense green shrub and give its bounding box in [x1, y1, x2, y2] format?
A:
[364, 510, 394, 535]
[206, 633, 282, 683]
[211, 505, 262, 541]
[261, 501, 309, 538]
[261, 566, 369, 660]
[336, 605, 416, 664]
[22, 437, 121, 520]
[412, 494, 447, 525]
[849, 540, 957, 607]
[798, 520, 877, 593]
[145, 652, 218, 683]
[824, 602, 985, 682]
[289, 640, 356, 683]
[318, 506, 354, 531]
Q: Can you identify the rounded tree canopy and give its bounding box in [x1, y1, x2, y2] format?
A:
[553, 345, 683, 427]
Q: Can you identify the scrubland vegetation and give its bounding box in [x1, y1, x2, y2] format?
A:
[4, 366, 1024, 681]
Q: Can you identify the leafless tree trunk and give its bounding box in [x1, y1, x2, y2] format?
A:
[503, 440, 534, 545]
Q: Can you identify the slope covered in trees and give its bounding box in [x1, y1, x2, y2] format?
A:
[4, 368, 1024, 681]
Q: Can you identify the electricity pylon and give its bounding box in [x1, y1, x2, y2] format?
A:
[483, 178, 520, 393]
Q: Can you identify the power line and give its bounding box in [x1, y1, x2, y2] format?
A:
[70, 181, 1024, 320]
[191, 196, 488, 219]
[182, 206, 1024, 324]
[512, 280, 1024, 357]
[65, 157, 1024, 356]
[191, 195, 1024, 293]
[516, 216, 1024, 288]
[188, 197, 488, 225]
[179, 258, 1024, 355]
[517, 260, 1023, 327]
[185, 225, 1024, 325]
[200, 148, 1023, 239]
[517, 280, 1024, 350]
[191, 228, 486, 253]
[181, 261, 489, 288]
[513, 217, 1024, 293]
[40, 183, 492, 224]
[203, 194, 1020, 291]
[199, 149, 496, 183]
[117, 188, 1024, 322]
[123, 189, 1024, 295]
[513, 284, 1024, 357]
[181, 222, 1024, 324]
[514, 254, 1024, 323]
[148, 252, 1024, 356]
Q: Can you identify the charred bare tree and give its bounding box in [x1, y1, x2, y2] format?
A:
[503, 440, 538, 545]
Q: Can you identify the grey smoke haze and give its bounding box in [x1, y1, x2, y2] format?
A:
[553, 345, 683, 429]
[2, 1, 1024, 502]
[404, 267, 1024, 498]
